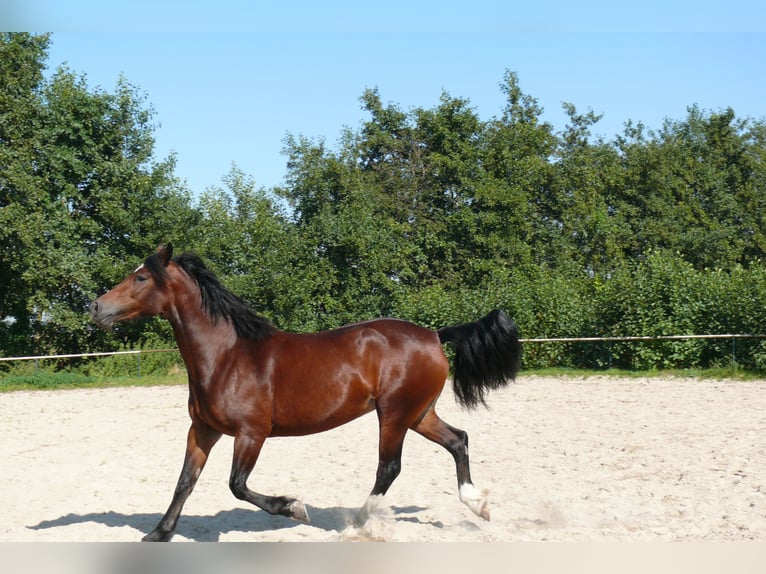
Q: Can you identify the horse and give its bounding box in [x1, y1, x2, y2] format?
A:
[90, 244, 521, 542]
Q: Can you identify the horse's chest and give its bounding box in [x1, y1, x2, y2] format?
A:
[187, 382, 269, 436]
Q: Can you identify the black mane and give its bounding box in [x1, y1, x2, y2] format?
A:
[149, 251, 277, 342]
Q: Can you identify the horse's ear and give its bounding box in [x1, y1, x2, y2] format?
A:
[156, 243, 173, 266]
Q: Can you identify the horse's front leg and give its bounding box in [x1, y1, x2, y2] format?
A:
[143, 422, 221, 542]
[229, 434, 310, 522]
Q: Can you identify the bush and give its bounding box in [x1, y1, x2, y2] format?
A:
[394, 265, 598, 370]
[5, 251, 766, 378]
[592, 252, 766, 370]
[396, 253, 766, 372]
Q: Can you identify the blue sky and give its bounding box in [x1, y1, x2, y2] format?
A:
[4, 2, 766, 195]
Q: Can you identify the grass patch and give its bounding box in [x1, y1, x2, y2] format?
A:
[0, 371, 186, 392]
[0, 371, 97, 391]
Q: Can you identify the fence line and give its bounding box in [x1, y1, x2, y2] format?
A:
[519, 333, 766, 343]
[0, 348, 180, 377]
[1, 333, 765, 377]
[518, 333, 766, 369]
[1, 334, 765, 364]
[0, 348, 178, 363]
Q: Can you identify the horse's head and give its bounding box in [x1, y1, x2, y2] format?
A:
[90, 243, 175, 330]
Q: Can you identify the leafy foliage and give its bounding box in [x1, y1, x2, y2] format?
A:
[1, 33, 196, 356]
[3, 34, 766, 373]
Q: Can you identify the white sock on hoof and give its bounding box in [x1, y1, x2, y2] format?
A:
[459, 483, 490, 521]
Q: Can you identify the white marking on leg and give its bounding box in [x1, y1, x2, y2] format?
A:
[459, 483, 490, 521]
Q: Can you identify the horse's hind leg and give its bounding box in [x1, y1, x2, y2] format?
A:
[411, 407, 490, 520]
[143, 422, 222, 541]
[370, 422, 408, 497]
[354, 410, 411, 523]
[228, 434, 309, 522]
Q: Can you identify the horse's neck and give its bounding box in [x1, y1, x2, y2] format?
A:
[166, 290, 237, 385]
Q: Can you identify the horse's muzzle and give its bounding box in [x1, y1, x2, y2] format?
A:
[89, 300, 115, 330]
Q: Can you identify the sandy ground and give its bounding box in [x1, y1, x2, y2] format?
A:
[2, 375, 766, 542]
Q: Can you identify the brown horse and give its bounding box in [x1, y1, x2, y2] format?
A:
[90, 244, 521, 541]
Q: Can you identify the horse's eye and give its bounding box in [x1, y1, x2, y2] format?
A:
[136, 274, 149, 283]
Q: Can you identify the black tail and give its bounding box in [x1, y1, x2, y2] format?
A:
[437, 309, 522, 409]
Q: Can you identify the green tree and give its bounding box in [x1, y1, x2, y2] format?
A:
[0, 33, 195, 355]
[410, 91, 485, 284]
[191, 166, 324, 330]
[280, 131, 412, 327]
[352, 88, 433, 286]
[476, 71, 558, 271]
[0, 33, 51, 353]
[552, 102, 624, 275]
[615, 106, 766, 269]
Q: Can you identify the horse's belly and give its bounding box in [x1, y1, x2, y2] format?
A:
[270, 383, 376, 437]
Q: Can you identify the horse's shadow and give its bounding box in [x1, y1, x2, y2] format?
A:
[27, 504, 432, 542]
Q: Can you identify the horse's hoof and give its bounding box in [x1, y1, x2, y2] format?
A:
[459, 483, 491, 521]
[289, 499, 310, 523]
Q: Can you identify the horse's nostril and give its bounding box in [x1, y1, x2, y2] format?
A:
[91, 301, 99, 314]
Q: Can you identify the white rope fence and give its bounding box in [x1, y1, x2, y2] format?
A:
[1, 334, 765, 373]
[0, 349, 179, 377]
[518, 333, 766, 368]
[519, 333, 766, 343]
[0, 349, 177, 362]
